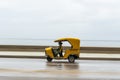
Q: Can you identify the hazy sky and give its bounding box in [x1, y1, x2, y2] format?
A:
[0, 0, 120, 40]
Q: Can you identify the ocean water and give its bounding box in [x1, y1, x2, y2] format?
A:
[0, 39, 120, 47]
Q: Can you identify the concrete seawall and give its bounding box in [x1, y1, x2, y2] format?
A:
[0, 45, 120, 60]
[0, 45, 120, 53]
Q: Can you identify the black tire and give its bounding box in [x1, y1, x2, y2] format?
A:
[68, 55, 75, 63]
[47, 56, 53, 62]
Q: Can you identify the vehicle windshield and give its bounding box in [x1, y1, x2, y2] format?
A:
[57, 41, 71, 50]
[62, 41, 71, 47]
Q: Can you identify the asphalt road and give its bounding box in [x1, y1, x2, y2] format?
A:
[0, 58, 120, 80]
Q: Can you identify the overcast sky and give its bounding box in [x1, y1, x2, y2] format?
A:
[0, 0, 120, 40]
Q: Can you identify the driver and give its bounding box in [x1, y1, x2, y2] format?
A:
[58, 41, 63, 57]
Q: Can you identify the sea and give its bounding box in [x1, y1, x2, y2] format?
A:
[0, 38, 120, 47]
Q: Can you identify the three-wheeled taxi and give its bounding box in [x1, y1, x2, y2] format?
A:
[45, 38, 80, 63]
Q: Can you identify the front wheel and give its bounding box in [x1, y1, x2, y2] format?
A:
[47, 56, 53, 62]
[68, 55, 75, 63]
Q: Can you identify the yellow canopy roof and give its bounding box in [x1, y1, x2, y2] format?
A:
[54, 37, 80, 49]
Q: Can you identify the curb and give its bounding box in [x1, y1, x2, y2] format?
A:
[0, 55, 120, 61]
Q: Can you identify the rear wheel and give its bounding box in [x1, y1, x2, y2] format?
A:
[47, 56, 53, 62]
[68, 55, 75, 63]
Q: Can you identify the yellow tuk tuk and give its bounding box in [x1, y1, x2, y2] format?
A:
[45, 38, 80, 63]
